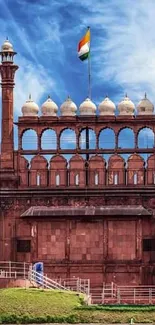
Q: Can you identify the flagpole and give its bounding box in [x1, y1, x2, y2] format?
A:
[87, 26, 91, 99]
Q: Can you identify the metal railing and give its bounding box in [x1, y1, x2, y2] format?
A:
[91, 282, 155, 305]
[29, 269, 68, 290]
[116, 285, 155, 304]
[4, 262, 155, 304]
[56, 277, 90, 296]
[0, 261, 90, 299]
[29, 270, 90, 298]
[0, 261, 31, 279]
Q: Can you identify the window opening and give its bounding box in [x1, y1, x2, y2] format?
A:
[114, 173, 118, 185]
[75, 174, 79, 186]
[37, 173, 40, 186]
[17, 240, 31, 253]
[134, 172, 138, 185]
[153, 173, 155, 185]
[95, 172, 99, 185]
[56, 174, 60, 186]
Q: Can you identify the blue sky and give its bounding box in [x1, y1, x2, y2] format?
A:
[0, 0, 155, 154]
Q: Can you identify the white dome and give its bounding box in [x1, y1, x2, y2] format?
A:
[60, 96, 77, 116]
[1, 39, 14, 52]
[137, 94, 154, 115]
[22, 95, 39, 117]
[98, 96, 116, 116]
[79, 97, 96, 115]
[41, 96, 58, 116]
[118, 95, 135, 115]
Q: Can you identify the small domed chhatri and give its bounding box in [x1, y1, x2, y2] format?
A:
[41, 96, 58, 116]
[1, 38, 14, 52]
[98, 96, 116, 116]
[22, 94, 39, 117]
[137, 93, 154, 115]
[60, 96, 77, 116]
[118, 94, 135, 116]
[80, 97, 96, 115]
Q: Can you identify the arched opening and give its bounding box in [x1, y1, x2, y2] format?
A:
[49, 155, 67, 187]
[118, 128, 135, 149]
[22, 129, 38, 150]
[127, 154, 144, 185]
[56, 174, 60, 186]
[79, 128, 96, 149]
[41, 129, 57, 150]
[138, 128, 154, 148]
[30, 155, 48, 187]
[60, 129, 76, 149]
[99, 128, 115, 149]
[108, 154, 125, 185]
[94, 172, 99, 185]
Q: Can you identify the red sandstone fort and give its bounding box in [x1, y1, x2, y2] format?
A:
[0, 38, 155, 289]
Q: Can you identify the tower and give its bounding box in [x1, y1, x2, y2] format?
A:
[0, 39, 18, 171]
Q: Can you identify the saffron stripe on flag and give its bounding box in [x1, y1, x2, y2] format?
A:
[78, 29, 90, 52]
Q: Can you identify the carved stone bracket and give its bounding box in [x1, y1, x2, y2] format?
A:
[0, 199, 13, 211]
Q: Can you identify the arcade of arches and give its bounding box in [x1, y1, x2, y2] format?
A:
[1, 39, 155, 288]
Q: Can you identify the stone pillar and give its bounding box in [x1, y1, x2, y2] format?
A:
[136, 218, 142, 260]
[0, 42, 18, 169]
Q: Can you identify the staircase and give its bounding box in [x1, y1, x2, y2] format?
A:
[2, 261, 155, 305]
[0, 261, 90, 302]
[90, 287, 103, 304]
[28, 269, 69, 290]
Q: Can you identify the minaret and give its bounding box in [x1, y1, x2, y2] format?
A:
[0, 39, 18, 169]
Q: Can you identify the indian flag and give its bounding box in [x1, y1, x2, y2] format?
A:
[78, 28, 90, 61]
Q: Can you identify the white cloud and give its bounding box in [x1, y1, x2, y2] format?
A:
[0, 0, 69, 119]
[79, 0, 155, 105]
[14, 55, 56, 116]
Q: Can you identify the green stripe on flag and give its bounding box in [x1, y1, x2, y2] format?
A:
[79, 52, 89, 61]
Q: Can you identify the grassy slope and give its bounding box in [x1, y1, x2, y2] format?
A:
[0, 288, 81, 316]
[0, 288, 155, 323]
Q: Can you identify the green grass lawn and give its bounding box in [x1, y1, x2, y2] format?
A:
[0, 288, 81, 316]
[0, 288, 155, 323]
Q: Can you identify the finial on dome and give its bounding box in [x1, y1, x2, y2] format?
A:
[60, 96, 77, 116]
[137, 94, 154, 115]
[22, 96, 39, 117]
[98, 96, 116, 116]
[41, 96, 58, 116]
[1, 38, 15, 58]
[125, 93, 128, 98]
[118, 95, 135, 116]
[79, 97, 96, 115]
